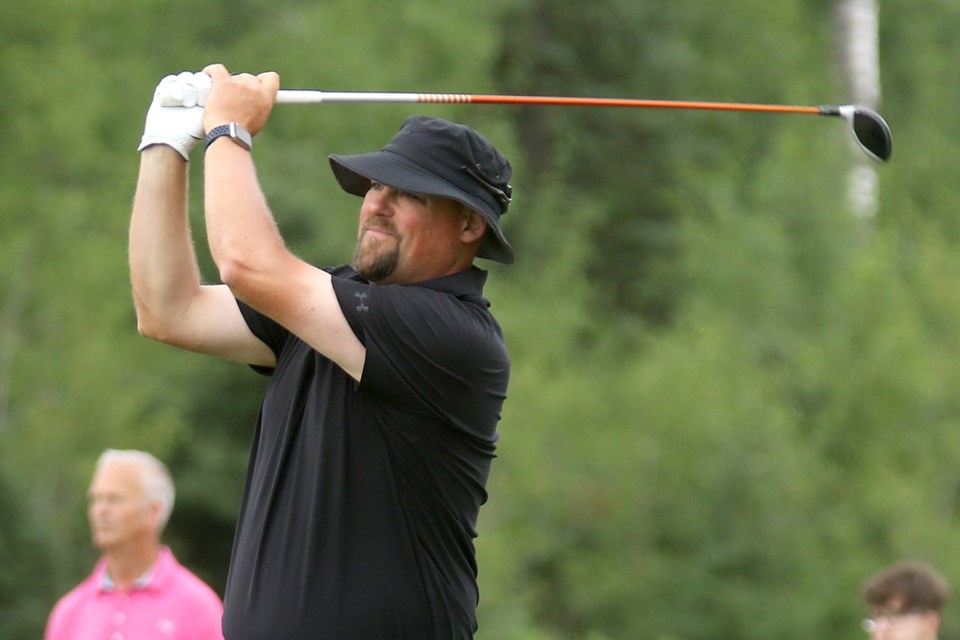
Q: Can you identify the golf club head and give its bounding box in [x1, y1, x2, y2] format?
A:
[837, 105, 892, 162]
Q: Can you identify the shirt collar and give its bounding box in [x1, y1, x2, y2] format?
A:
[96, 545, 174, 593]
[101, 568, 152, 592]
[339, 264, 490, 302]
[410, 266, 489, 299]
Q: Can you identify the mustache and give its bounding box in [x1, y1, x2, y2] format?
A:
[362, 219, 397, 236]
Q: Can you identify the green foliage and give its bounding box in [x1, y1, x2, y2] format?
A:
[3, 1, 960, 639]
[0, 468, 56, 639]
[494, 0, 838, 328]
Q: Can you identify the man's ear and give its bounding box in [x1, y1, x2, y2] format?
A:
[145, 500, 164, 534]
[461, 211, 487, 243]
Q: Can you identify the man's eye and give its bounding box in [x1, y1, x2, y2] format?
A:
[400, 191, 426, 203]
[369, 181, 383, 191]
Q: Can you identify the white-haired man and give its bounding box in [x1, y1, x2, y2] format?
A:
[45, 449, 224, 640]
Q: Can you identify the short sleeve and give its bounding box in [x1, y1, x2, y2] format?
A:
[331, 277, 509, 439]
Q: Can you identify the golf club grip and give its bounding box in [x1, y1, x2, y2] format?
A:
[276, 91, 423, 104]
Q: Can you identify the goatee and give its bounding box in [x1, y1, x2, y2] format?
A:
[355, 236, 399, 283]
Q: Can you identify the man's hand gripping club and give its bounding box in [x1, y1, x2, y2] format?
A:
[201, 64, 279, 139]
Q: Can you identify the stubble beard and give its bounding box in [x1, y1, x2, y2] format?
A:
[355, 232, 399, 283]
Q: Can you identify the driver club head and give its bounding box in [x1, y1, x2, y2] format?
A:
[837, 105, 892, 162]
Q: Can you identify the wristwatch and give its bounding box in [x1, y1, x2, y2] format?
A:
[204, 122, 253, 151]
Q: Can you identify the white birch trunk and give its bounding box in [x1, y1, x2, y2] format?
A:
[836, 0, 882, 224]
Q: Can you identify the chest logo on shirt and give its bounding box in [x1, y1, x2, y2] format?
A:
[355, 292, 370, 312]
[157, 618, 176, 634]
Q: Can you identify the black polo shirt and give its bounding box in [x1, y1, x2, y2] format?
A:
[221, 265, 509, 640]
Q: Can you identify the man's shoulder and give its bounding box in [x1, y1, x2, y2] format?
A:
[45, 570, 102, 636]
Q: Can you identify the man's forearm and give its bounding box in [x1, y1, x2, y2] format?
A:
[128, 146, 203, 338]
[203, 139, 287, 300]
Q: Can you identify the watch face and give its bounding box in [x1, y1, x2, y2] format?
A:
[229, 122, 252, 150]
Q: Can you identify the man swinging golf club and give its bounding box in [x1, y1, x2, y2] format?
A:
[129, 63, 514, 639]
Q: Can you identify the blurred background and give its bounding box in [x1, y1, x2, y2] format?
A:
[2, 0, 959, 638]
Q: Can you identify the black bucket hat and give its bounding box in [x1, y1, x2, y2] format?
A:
[329, 116, 515, 264]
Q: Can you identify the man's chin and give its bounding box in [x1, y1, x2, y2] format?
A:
[355, 249, 399, 282]
[92, 532, 116, 549]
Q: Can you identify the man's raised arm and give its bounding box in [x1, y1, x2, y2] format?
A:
[128, 72, 274, 366]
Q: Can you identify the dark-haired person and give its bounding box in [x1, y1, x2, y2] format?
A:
[862, 561, 950, 640]
[129, 64, 515, 639]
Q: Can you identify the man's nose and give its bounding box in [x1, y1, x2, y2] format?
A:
[365, 187, 396, 214]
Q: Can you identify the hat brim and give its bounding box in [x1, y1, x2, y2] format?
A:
[329, 150, 515, 264]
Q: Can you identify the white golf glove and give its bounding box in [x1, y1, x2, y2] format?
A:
[137, 71, 212, 160]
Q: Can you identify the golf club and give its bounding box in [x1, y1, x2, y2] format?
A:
[275, 90, 892, 162]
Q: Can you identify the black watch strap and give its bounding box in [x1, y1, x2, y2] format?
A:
[204, 122, 253, 151]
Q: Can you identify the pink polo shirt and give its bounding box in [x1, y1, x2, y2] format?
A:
[45, 546, 224, 640]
